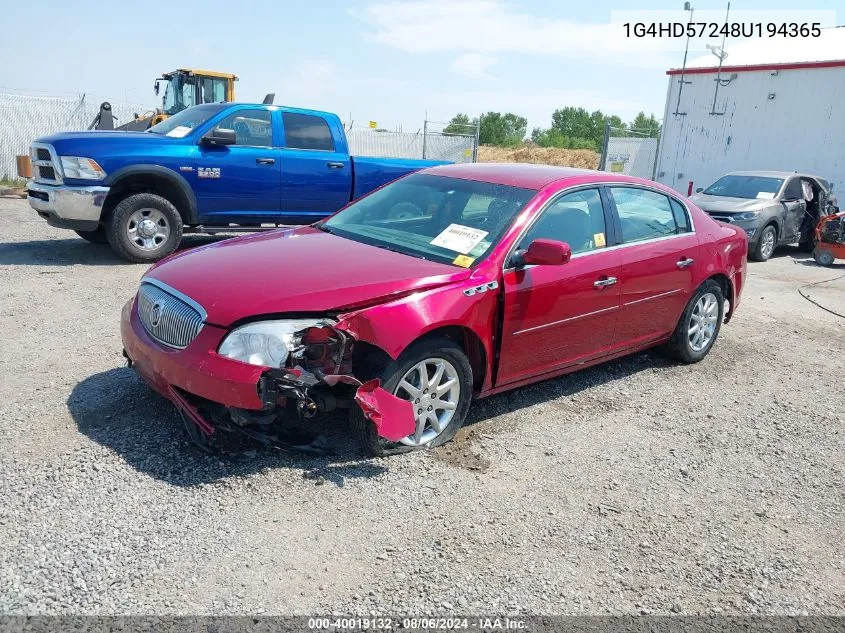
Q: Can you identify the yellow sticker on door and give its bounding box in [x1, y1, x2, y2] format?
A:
[594, 232, 606, 247]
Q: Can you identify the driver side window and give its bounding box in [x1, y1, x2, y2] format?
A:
[213, 109, 273, 147]
[520, 189, 607, 255]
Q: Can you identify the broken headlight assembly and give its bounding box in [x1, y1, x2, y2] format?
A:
[218, 319, 323, 367]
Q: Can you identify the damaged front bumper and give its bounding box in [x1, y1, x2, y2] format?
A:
[120, 300, 415, 448]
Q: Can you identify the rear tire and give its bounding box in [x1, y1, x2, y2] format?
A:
[351, 338, 473, 457]
[750, 224, 777, 262]
[74, 227, 108, 244]
[105, 193, 183, 263]
[666, 280, 725, 364]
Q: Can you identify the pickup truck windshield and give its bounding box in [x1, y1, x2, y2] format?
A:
[148, 104, 229, 137]
[322, 174, 536, 266]
[703, 175, 784, 200]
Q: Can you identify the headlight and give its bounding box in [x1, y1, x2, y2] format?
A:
[734, 211, 760, 221]
[218, 319, 321, 367]
[60, 156, 106, 180]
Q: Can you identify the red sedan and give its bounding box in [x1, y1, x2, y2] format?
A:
[121, 164, 747, 455]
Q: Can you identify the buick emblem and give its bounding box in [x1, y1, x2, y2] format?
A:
[150, 302, 163, 328]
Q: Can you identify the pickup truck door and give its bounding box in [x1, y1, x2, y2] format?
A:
[191, 107, 282, 223]
[279, 111, 353, 221]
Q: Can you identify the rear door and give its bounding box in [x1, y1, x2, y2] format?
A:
[279, 112, 352, 221]
[606, 186, 700, 348]
[497, 188, 622, 386]
[192, 106, 282, 222]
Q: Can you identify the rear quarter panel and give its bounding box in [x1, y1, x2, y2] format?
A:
[692, 207, 748, 316]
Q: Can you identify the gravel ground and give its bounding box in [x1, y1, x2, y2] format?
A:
[0, 196, 843, 616]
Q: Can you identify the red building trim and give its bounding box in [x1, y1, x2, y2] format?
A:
[666, 59, 845, 75]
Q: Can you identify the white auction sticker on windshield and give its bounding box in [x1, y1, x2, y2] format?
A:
[166, 126, 191, 138]
[430, 224, 489, 254]
[756, 192, 775, 199]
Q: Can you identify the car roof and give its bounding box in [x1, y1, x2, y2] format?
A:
[726, 170, 825, 180]
[423, 162, 618, 189]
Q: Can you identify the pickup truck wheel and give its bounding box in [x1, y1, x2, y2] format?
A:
[74, 227, 108, 244]
[666, 280, 724, 364]
[106, 193, 183, 263]
[351, 338, 473, 457]
[750, 224, 777, 261]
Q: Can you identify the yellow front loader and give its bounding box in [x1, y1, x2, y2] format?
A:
[91, 68, 240, 131]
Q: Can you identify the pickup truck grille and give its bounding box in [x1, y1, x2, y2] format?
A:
[30, 143, 61, 184]
[137, 281, 205, 349]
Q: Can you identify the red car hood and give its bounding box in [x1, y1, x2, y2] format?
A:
[145, 227, 470, 326]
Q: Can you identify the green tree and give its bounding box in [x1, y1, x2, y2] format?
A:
[478, 112, 528, 146]
[629, 112, 660, 137]
[443, 113, 475, 136]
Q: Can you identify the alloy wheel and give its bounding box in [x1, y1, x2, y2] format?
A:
[688, 292, 719, 352]
[760, 228, 775, 259]
[393, 357, 461, 447]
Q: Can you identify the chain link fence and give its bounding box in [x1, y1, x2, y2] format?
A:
[0, 92, 478, 180]
[599, 126, 660, 180]
[0, 93, 152, 179]
[345, 120, 477, 164]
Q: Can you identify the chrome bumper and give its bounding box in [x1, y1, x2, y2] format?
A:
[27, 180, 110, 222]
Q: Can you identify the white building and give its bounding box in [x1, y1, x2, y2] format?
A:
[655, 26, 845, 196]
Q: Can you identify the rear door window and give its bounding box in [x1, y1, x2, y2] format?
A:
[282, 112, 335, 151]
[609, 187, 679, 243]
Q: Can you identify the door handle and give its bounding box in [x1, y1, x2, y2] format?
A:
[677, 257, 695, 269]
[256, 158, 275, 165]
[327, 161, 345, 169]
[594, 277, 617, 288]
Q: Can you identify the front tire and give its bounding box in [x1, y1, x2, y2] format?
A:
[105, 193, 183, 263]
[666, 280, 725, 364]
[74, 227, 108, 244]
[351, 338, 473, 456]
[750, 224, 777, 262]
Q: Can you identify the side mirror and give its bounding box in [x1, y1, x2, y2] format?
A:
[514, 239, 572, 267]
[154, 80, 160, 96]
[695, 187, 704, 193]
[201, 128, 236, 146]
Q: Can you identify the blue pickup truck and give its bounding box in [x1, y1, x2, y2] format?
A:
[27, 103, 446, 262]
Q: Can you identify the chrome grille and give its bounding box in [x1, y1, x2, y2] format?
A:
[31, 143, 61, 184]
[137, 281, 205, 349]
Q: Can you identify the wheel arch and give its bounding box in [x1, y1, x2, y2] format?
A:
[704, 273, 734, 322]
[103, 165, 198, 225]
[352, 325, 488, 394]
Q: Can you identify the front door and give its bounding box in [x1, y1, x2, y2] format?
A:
[497, 188, 622, 386]
[780, 177, 807, 242]
[279, 111, 353, 221]
[606, 186, 700, 347]
[192, 107, 282, 223]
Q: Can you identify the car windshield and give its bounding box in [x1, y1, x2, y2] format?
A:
[703, 175, 784, 200]
[321, 174, 537, 266]
[147, 104, 229, 137]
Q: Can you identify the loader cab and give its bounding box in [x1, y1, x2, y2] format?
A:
[156, 69, 238, 116]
